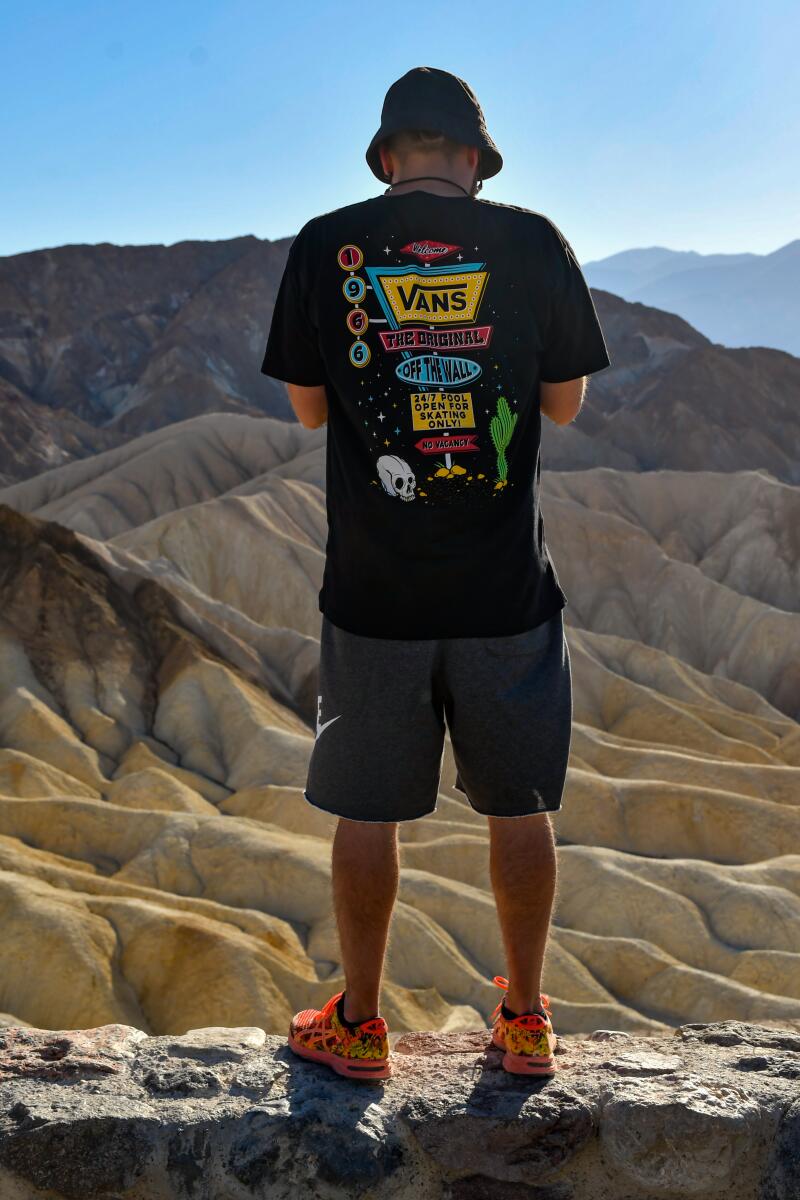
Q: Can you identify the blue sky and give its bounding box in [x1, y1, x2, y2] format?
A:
[2, 0, 797, 261]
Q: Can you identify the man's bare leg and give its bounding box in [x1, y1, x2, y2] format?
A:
[488, 812, 558, 1014]
[332, 818, 399, 1024]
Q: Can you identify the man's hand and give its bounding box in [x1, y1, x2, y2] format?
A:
[539, 377, 587, 426]
[287, 383, 328, 429]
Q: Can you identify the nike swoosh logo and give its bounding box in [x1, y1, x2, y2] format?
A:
[316, 714, 341, 739]
[315, 694, 341, 740]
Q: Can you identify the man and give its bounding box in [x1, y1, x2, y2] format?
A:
[260, 66, 610, 1079]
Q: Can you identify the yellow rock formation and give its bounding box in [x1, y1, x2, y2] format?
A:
[0, 414, 796, 1037]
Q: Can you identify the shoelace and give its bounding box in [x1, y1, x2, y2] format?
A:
[490, 974, 552, 1025]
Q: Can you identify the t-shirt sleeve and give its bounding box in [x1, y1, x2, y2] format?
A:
[260, 220, 326, 386]
[538, 220, 611, 383]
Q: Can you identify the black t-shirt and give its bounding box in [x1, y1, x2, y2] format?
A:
[261, 191, 610, 639]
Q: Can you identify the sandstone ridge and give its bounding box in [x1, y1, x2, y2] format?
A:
[0, 456, 799, 1039]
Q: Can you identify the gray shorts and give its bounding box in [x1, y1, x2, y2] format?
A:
[304, 607, 573, 822]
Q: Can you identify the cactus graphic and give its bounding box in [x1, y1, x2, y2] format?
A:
[490, 395, 518, 485]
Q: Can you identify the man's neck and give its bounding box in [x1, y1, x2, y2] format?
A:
[385, 174, 471, 198]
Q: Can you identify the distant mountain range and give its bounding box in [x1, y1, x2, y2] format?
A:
[1, 235, 799, 486]
[584, 240, 800, 357]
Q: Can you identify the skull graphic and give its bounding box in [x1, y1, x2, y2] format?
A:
[376, 455, 416, 501]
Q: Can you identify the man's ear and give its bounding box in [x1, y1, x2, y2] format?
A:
[378, 143, 394, 182]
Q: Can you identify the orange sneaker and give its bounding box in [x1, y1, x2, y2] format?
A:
[490, 974, 558, 1075]
[288, 990, 392, 1080]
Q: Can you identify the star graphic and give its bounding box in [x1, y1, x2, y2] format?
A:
[384, 438, 390, 447]
[383, 246, 391, 255]
[394, 426, 401, 434]
[377, 412, 386, 421]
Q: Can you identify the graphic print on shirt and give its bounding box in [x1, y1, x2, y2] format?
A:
[336, 238, 519, 505]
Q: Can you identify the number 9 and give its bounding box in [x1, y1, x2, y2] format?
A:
[343, 276, 367, 304]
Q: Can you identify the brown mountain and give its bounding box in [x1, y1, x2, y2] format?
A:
[0, 235, 294, 481]
[2, 236, 799, 486]
[553, 291, 800, 482]
[0, 378, 123, 487]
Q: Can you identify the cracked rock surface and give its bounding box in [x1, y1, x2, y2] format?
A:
[0, 1019, 798, 1199]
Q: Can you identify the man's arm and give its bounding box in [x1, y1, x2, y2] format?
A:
[288, 382, 328, 429]
[539, 376, 588, 426]
[536, 220, 610, 417]
[260, 220, 328, 409]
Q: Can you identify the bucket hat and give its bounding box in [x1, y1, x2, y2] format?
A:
[365, 66, 503, 183]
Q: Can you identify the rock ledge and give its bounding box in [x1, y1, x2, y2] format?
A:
[1, 1020, 798, 1199]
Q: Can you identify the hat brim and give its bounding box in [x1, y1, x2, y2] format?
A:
[366, 112, 503, 183]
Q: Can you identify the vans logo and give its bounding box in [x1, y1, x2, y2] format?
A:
[365, 264, 488, 327]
